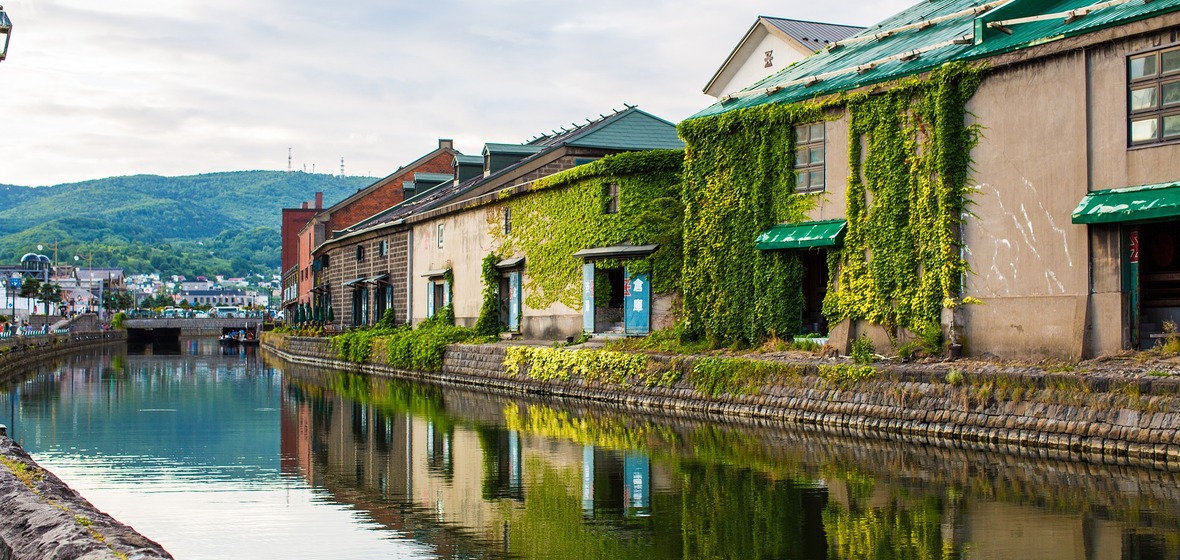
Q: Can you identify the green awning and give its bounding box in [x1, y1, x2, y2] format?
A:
[755, 219, 847, 250]
[1072, 182, 1180, 224]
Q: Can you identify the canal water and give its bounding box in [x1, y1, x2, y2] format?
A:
[1, 340, 1179, 559]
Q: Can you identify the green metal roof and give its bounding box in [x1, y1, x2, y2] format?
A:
[483, 143, 543, 156]
[692, 0, 1180, 119]
[755, 219, 848, 250]
[565, 109, 685, 150]
[1071, 181, 1180, 224]
[454, 154, 483, 166]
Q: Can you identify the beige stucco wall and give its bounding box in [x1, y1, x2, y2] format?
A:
[961, 51, 1093, 359]
[806, 111, 852, 223]
[961, 28, 1180, 359]
[410, 204, 584, 340]
[411, 208, 497, 325]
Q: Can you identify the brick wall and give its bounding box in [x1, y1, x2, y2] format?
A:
[327, 230, 409, 327]
[327, 154, 453, 234]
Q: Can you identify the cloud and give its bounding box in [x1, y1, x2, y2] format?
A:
[0, 0, 913, 186]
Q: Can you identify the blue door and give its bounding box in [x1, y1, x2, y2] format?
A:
[622, 268, 650, 334]
[582, 263, 595, 333]
[508, 269, 522, 331]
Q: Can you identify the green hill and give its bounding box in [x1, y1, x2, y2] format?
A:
[0, 171, 376, 277]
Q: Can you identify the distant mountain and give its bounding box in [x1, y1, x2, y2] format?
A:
[0, 171, 376, 278]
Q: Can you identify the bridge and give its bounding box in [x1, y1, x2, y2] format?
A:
[123, 317, 272, 342]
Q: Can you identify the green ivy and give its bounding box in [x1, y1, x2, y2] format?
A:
[474, 253, 503, 337]
[688, 357, 803, 397]
[678, 99, 831, 345]
[679, 62, 983, 348]
[492, 150, 684, 311]
[503, 346, 653, 387]
[331, 321, 483, 371]
[823, 62, 984, 343]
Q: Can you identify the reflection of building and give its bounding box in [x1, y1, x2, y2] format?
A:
[582, 446, 651, 519]
[278, 371, 1180, 559]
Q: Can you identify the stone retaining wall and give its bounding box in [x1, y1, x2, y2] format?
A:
[263, 336, 1180, 470]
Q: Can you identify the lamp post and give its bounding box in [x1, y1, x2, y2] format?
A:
[0, 6, 12, 63]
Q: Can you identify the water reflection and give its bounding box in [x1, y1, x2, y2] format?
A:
[1, 344, 1179, 559]
[280, 365, 1180, 560]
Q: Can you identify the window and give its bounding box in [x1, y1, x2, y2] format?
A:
[765, 50, 774, 68]
[1128, 46, 1180, 146]
[437, 223, 445, 248]
[605, 183, 619, 214]
[794, 122, 825, 193]
[355, 245, 365, 261]
[504, 207, 512, 235]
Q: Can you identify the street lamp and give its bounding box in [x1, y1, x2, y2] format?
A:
[0, 6, 12, 63]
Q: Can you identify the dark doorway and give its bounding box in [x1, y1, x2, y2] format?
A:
[800, 250, 830, 335]
[1139, 221, 1180, 338]
[594, 267, 625, 333]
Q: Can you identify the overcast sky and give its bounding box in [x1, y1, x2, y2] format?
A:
[0, 0, 914, 187]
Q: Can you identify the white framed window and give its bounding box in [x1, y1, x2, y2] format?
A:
[437, 223, 445, 248]
[794, 122, 825, 193]
[1128, 45, 1180, 146]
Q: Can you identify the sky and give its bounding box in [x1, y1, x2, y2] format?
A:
[0, 0, 915, 187]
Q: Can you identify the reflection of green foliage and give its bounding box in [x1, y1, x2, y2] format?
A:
[824, 497, 949, 560]
[325, 372, 453, 432]
[498, 458, 664, 559]
[503, 403, 660, 451]
[680, 462, 816, 560]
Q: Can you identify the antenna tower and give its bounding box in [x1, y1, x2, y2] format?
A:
[340, 157, 345, 177]
[287, 148, 292, 173]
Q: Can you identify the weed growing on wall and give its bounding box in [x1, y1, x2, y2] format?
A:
[491, 150, 684, 310]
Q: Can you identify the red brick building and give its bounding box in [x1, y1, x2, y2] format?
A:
[284, 139, 457, 318]
[280, 192, 322, 311]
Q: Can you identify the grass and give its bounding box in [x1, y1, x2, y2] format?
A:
[0, 456, 42, 489]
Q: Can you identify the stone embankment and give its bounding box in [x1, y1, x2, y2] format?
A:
[0, 435, 172, 560]
[1, 329, 158, 559]
[0, 332, 126, 385]
[263, 335, 1180, 470]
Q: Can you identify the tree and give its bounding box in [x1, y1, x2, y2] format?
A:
[37, 283, 62, 315]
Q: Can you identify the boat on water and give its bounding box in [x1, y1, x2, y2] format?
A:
[219, 327, 260, 345]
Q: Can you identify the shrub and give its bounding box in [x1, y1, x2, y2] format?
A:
[851, 335, 877, 364]
[1159, 320, 1180, 355]
[110, 311, 127, 330]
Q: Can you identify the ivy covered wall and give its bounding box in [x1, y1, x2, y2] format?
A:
[678, 62, 983, 347]
[492, 149, 684, 311]
[678, 99, 828, 345]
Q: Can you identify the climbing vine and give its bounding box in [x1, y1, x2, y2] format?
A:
[490, 149, 684, 310]
[678, 61, 984, 348]
[823, 62, 984, 346]
[474, 253, 502, 337]
[678, 99, 832, 345]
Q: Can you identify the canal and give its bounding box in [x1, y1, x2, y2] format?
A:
[1, 339, 1179, 559]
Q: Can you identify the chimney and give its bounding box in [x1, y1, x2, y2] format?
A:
[301, 202, 308, 209]
[439, 138, 454, 150]
[315, 191, 323, 209]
